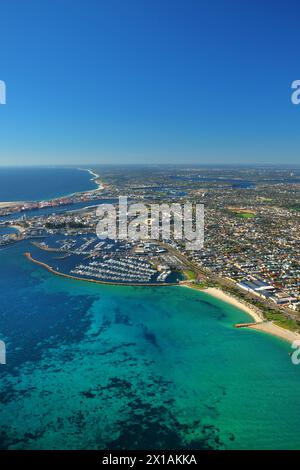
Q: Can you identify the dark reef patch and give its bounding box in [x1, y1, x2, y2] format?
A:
[105, 399, 224, 450]
[0, 292, 97, 374]
[142, 327, 159, 349]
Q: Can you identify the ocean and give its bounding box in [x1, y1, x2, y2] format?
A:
[0, 241, 300, 450]
[0, 167, 97, 202]
[0, 167, 300, 450]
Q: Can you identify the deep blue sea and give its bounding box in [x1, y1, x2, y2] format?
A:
[0, 242, 300, 449]
[0, 168, 300, 449]
[0, 167, 96, 202]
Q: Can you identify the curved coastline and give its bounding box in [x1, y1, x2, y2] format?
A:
[204, 287, 263, 323]
[25, 250, 300, 345]
[24, 252, 178, 287]
[184, 284, 300, 345]
[34, 167, 103, 201]
[246, 322, 300, 345]
[0, 167, 102, 208]
[72, 167, 104, 195]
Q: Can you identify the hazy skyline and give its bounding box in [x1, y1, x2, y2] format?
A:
[1, 0, 300, 165]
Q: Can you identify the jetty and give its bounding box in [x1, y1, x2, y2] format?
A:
[235, 322, 263, 328]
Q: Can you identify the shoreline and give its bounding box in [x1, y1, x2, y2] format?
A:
[24, 252, 178, 287]
[0, 167, 103, 209]
[183, 284, 300, 345]
[0, 201, 22, 209]
[76, 167, 104, 194]
[23, 251, 300, 344]
[247, 322, 300, 344]
[204, 287, 263, 323]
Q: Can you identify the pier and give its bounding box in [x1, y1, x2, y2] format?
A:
[235, 322, 262, 328]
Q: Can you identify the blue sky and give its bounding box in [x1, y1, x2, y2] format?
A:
[0, 0, 300, 165]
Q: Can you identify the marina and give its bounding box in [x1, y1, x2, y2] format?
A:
[27, 234, 183, 285]
[24, 252, 179, 287]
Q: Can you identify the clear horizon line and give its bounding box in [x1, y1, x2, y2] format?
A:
[0, 163, 299, 168]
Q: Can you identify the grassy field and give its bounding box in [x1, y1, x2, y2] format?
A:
[228, 208, 256, 218]
[183, 270, 197, 281]
[236, 212, 255, 219]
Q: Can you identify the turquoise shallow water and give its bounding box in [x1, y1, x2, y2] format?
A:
[0, 242, 300, 449]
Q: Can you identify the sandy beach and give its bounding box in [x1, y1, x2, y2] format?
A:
[247, 322, 300, 344]
[184, 284, 300, 345]
[204, 287, 263, 323]
[79, 168, 104, 192]
[205, 287, 300, 344]
[0, 168, 103, 209]
[0, 201, 21, 209]
[182, 284, 263, 322]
